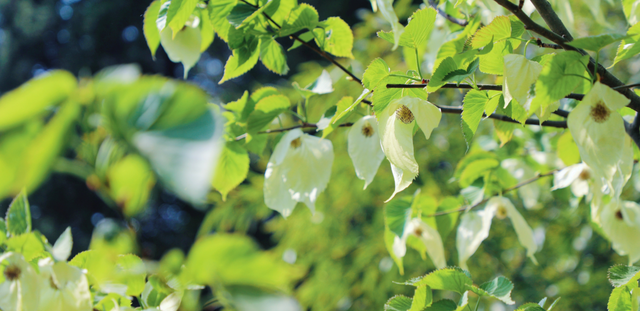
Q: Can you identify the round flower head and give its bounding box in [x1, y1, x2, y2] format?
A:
[392, 218, 446, 269]
[264, 129, 334, 218]
[0, 252, 41, 311]
[160, 17, 202, 79]
[377, 96, 441, 201]
[600, 199, 640, 264]
[567, 82, 632, 196]
[38, 258, 92, 311]
[348, 116, 385, 189]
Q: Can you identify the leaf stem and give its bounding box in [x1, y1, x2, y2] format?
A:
[414, 48, 424, 80]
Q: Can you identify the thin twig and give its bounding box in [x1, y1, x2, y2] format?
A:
[234, 122, 354, 141]
[426, 169, 560, 217]
[428, 0, 468, 26]
[613, 83, 640, 90]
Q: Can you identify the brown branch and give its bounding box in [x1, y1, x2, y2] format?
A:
[529, 0, 573, 41]
[428, 0, 468, 26]
[613, 83, 640, 90]
[426, 169, 560, 217]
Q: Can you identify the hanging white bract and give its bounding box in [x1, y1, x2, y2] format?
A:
[0, 253, 41, 311]
[392, 218, 446, 269]
[599, 199, 640, 264]
[264, 129, 334, 218]
[160, 17, 202, 79]
[37, 259, 92, 311]
[378, 96, 442, 201]
[348, 116, 385, 189]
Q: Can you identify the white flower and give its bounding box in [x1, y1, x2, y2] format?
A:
[457, 197, 538, 270]
[567, 82, 633, 196]
[264, 129, 334, 218]
[551, 162, 592, 198]
[0, 252, 41, 311]
[348, 116, 385, 189]
[392, 218, 446, 269]
[378, 96, 442, 201]
[503, 54, 542, 108]
[38, 258, 92, 311]
[160, 18, 202, 79]
[599, 199, 640, 264]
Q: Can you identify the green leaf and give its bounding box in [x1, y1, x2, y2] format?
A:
[613, 23, 640, 66]
[212, 141, 250, 200]
[609, 286, 635, 311]
[288, 31, 313, 51]
[5, 232, 46, 262]
[363, 58, 391, 90]
[377, 0, 404, 50]
[467, 276, 515, 305]
[515, 303, 546, 311]
[116, 254, 147, 296]
[410, 285, 433, 311]
[567, 33, 628, 51]
[51, 227, 73, 262]
[198, 7, 215, 52]
[107, 154, 155, 218]
[95, 293, 132, 311]
[385, 227, 405, 275]
[461, 90, 489, 146]
[424, 299, 458, 311]
[609, 265, 640, 288]
[0, 220, 6, 245]
[479, 40, 513, 75]
[314, 17, 354, 58]
[385, 195, 413, 238]
[373, 74, 406, 113]
[143, 0, 162, 58]
[532, 51, 590, 112]
[280, 4, 319, 37]
[407, 267, 473, 295]
[398, 8, 437, 49]
[427, 57, 459, 93]
[166, 0, 199, 36]
[293, 70, 334, 98]
[471, 16, 512, 48]
[0, 70, 77, 131]
[260, 37, 289, 75]
[220, 37, 261, 83]
[183, 234, 303, 290]
[246, 94, 290, 132]
[434, 197, 462, 240]
[208, 0, 237, 42]
[557, 131, 581, 166]
[5, 190, 31, 236]
[459, 158, 499, 188]
[385, 295, 413, 311]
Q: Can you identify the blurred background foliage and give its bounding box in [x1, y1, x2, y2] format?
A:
[1, 0, 639, 310]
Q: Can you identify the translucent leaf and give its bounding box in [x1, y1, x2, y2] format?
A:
[515, 303, 546, 311]
[116, 254, 147, 296]
[208, 0, 237, 42]
[385, 195, 413, 238]
[5, 232, 47, 262]
[406, 267, 473, 295]
[410, 285, 433, 311]
[385, 295, 413, 311]
[372, 74, 406, 114]
[613, 22, 640, 66]
[288, 31, 313, 51]
[52, 227, 73, 262]
[362, 58, 390, 90]
[467, 276, 515, 305]
[398, 8, 437, 49]
[220, 37, 261, 83]
[424, 299, 457, 311]
[471, 16, 512, 48]
[609, 265, 640, 287]
[246, 94, 290, 132]
[377, 0, 405, 50]
[198, 7, 215, 52]
[567, 33, 628, 51]
[260, 37, 289, 75]
[532, 51, 590, 113]
[107, 154, 155, 218]
[427, 57, 459, 93]
[144, 0, 162, 58]
[5, 190, 31, 236]
[212, 141, 250, 200]
[461, 90, 489, 146]
[323, 95, 357, 138]
[166, 0, 199, 36]
[314, 17, 354, 58]
[0, 70, 77, 131]
[479, 40, 512, 75]
[94, 293, 132, 311]
[280, 4, 319, 36]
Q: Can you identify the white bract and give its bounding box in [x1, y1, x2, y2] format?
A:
[348, 116, 385, 189]
[160, 18, 202, 79]
[38, 259, 92, 311]
[456, 197, 538, 270]
[0, 252, 41, 311]
[392, 218, 446, 269]
[376, 0, 404, 50]
[599, 199, 640, 264]
[264, 129, 334, 218]
[378, 96, 442, 201]
[503, 54, 542, 109]
[567, 82, 633, 197]
[551, 162, 592, 198]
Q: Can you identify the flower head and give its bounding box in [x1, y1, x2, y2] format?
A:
[348, 116, 385, 189]
[38, 258, 92, 311]
[264, 129, 334, 218]
[0, 252, 41, 311]
[160, 17, 202, 79]
[567, 82, 633, 196]
[551, 162, 592, 198]
[599, 199, 640, 264]
[392, 218, 446, 269]
[378, 96, 442, 201]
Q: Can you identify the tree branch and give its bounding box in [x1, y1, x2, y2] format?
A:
[426, 168, 560, 217]
[529, 0, 573, 41]
[428, 0, 468, 26]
